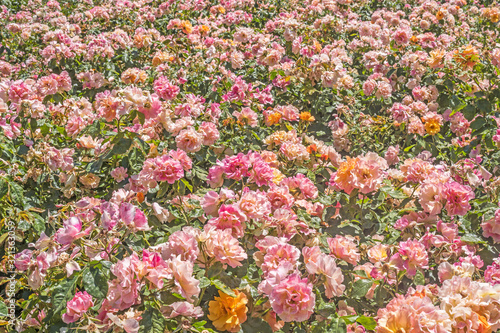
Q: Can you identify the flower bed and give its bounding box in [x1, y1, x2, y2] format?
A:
[1, 0, 500, 332]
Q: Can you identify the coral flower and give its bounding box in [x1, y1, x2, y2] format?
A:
[208, 290, 248, 332]
[454, 45, 479, 69]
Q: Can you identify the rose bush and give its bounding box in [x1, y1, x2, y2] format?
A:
[1, 0, 500, 332]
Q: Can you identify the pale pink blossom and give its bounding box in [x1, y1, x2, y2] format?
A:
[176, 127, 203, 153]
[204, 228, 248, 268]
[234, 107, 258, 127]
[160, 227, 200, 262]
[306, 253, 345, 298]
[238, 190, 271, 221]
[199, 121, 219, 146]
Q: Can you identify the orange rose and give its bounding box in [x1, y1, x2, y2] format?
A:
[477, 313, 491, 333]
[208, 290, 248, 332]
[266, 112, 282, 126]
[423, 118, 441, 135]
[299, 112, 315, 122]
[181, 20, 193, 34]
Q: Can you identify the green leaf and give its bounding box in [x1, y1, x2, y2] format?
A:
[0, 178, 8, 198]
[381, 186, 407, 199]
[241, 317, 273, 333]
[341, 315, 359, 324]
[140, 307, 165, 333]
[207, 261, 224, 278]
[192, 320, 207, 328]
[212, 280, 236, 297]
[82, 266, 109, 300]
[31, 213, 46, 233]
[137, 111, 145, 125]
[199, 277, 211, 289]
[156, 181, 169, 198]
[351, 279, 373, 298]
[48, 276, 78, 321]
[462, 104, 476, 120]
[353, 270, 368, 278]
[470, 117, 486, 130]
[0, 302, 8, 317]
[327, 317, 347, 333]
[414, 270, 425, 286]
[105, 138, 133, 159]
[8, 181, 24, 207]
[356, 316, 377, 330]
[181, 178, 193, 192]
[461, 233, 486, 244]
[476, 99, 492, 114]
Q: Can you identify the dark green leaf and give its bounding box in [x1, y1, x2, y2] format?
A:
[8, 182, 24, 207]
[351, 279, 373, 298]
[105, 138, 133, 159]
[83, 266, 109, 300]
[241, 317, 273, 333]
[0, 178, 7, 199]
[140, 307, 165, 333]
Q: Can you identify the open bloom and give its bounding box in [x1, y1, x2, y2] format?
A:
[443, 181, 474, 216]
[208, 290, 248, 332]
[62, 291, 94, 324]
[269, 274, 315, 322]
[333, 153, 388, 194]
[204, 228, 248, 268]
[56, 217, 87, 245]
[328, 235, 360, 265]
[206, 204, 247, 238]
[306, 253, 345, 298]
[390, 239, 429, 277]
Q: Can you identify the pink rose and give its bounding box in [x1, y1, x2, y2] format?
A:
[153, 155, 184, 184]
[485, 258, 500, 285]
[204, 228, 248, 268]
[199, 121, 219, 146]
[62, 291, 94, 324]
[111, 167, 128, 182]
[269, 274, 315, 322]
[390, 239, 429, 277]
[176, 127, 203, 153]
[206, 204, 247, 238]
[482, 209, 500, 243]
[56, 217, 84, 245]
[327, 235, 360, 265]
[153, 76, 179, 100]
[443, 182, 474, 216]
